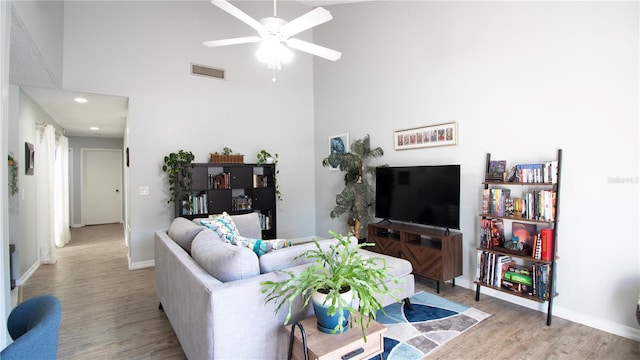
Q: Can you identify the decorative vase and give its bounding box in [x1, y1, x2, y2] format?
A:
[311, 288, 353, 334]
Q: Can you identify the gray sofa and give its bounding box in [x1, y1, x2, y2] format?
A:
[155, 213, 415, 360]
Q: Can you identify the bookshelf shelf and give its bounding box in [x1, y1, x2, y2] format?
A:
[175, 163, 277, 239]
[475, 149, 562, 326]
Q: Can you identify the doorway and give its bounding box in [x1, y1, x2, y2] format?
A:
[81, 148, 123, 225]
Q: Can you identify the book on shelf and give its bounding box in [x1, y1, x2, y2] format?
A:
[514, 161, 558, 184]
[511, 221, 537, 252]
[253, 174, 268, 188]
[489, 160, 507, 173]
[495, 255, 515, 288]
[483, 188, 511, 217]
[540, 228, 555, 261]
[480, 218, 505, 249]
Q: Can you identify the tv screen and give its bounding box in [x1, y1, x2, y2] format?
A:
[375, 165, 461, 230]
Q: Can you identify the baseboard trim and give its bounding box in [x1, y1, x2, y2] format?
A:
[128, 259, 154, 270]
[456, 278, 640, 342]
[16, 261, 40, 287]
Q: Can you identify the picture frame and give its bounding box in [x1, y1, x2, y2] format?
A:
[394, 122, 458, 150]
[328, 133, 349, 171]
[25, 142, 34, 175]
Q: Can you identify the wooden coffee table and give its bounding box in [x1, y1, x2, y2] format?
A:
[286, 316, 387, 360]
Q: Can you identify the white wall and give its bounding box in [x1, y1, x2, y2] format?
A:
[62, 1, 317, 266]
[10, 0, 64, 86]
[1, 0, 10, 346]
[13, 87, 65, 282]
[314, 1, 639, 339]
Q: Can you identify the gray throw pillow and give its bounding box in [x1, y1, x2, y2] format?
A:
[167, 217, 205, 254]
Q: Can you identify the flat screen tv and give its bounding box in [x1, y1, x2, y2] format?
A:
[375, 165, 461, 230]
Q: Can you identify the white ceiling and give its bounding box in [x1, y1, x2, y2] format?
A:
[12, 0, 362, 139]
[22, 87, 128, 139]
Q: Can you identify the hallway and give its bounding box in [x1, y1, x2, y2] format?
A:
[21, 224, 185, 359]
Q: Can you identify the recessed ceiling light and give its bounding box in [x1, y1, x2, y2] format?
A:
[90, 127, 99, 131]
[74, 97, 88, 103]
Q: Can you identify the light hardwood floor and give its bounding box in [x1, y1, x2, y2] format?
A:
[21, 224, 639, 359]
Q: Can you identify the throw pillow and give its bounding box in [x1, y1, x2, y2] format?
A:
[200, 212, 239, 242]
[233, 236, 293, 257]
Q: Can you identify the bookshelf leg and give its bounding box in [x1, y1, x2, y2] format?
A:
[546, 298, 553, 326]
[436, 281, 440, 294]
[475, 284, 480, 301]
[452, 278, 456, 287]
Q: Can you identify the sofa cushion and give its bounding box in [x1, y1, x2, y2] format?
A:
[167, 217, 205, 254]
[200, 213, 239, 242]
[191, 229, 260, 282]
[259, 237, 338, 273]
[230, 212, 262, 239]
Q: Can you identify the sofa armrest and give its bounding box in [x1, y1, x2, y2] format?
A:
[155, 230, 223, 360]
[208, 265, 315, 359]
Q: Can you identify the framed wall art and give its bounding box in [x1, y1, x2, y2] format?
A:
[394, 122, 458, 150]
[328, 133, 349, 171]
[25, 142, 34, 175]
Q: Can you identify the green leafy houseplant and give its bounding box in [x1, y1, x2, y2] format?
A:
[321, 134, 385, 238]
[8, 155, 18, 196]
[260, 230, 399, 339]
[162, 150, 195, 212]
[256, 150, 282, 201]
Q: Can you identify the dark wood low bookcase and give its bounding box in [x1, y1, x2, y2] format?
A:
[368, 222, 463, 293]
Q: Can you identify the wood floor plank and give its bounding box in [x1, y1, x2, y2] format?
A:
[21, 224, 639, 359]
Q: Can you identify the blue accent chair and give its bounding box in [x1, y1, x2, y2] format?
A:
[0, 295, 62, 360]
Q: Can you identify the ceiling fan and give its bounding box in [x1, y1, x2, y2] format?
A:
[203, 0, 341, 81]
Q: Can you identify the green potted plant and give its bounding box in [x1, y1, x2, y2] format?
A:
[260, 230, 399, 339]
[162, 150, 195, 212]
[256, 149, 282, 201]
[322, 134, 385, 239]
[7, 155, 18, 196]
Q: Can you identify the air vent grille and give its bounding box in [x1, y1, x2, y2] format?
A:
[191, 63, 225, 80]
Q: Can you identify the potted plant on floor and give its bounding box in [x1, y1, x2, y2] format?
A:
[322, 134, 385, 239]
[260, 230, 399, 339]
[162, 150, 195, 213]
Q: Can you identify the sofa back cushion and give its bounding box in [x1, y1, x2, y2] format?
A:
[259, 237, 340, 273]
[230, 212, 262, 239]
[168, 217, 205, 254]
[191, 229, 260, 282]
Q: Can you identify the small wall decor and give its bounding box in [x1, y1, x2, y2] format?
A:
[328, 133, 349, 171]
[25, 142, 34, 175]
[394, 122, 458, 150]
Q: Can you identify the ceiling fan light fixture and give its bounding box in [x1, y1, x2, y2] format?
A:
[256, 37, 293, 69]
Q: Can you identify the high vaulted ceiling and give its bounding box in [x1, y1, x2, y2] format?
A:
[11, 0, 364, 139]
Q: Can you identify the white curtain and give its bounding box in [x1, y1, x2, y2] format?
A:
[35, 125, 57, 264]
[54, 135, 70, 247]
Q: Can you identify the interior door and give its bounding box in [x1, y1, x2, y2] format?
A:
[82, 149, 123, 225]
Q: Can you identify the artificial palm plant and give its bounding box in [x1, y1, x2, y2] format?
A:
[322, 134, 384, 238]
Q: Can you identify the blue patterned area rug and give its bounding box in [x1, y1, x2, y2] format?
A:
[371, 291, 491, 360]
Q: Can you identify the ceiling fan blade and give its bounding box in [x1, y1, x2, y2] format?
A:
[211, 0, 266, 34]
[287, 38, 341, 61]
[203, 36, 262, 47]
[280, 7, 332, 38]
